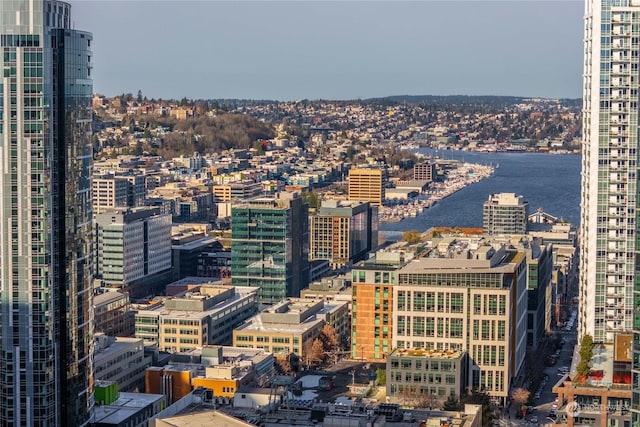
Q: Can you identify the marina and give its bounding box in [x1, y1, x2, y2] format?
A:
[379, 161, 495, 223]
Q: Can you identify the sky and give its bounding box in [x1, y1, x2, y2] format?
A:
[71, 1, 584, 101]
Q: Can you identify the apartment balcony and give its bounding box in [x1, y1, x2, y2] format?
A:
[611, 68, 630, 76]
[610, 95, 630, 102]
[612, 39, 630, 49]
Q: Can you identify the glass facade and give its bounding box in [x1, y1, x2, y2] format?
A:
[0, 1, 93, 425]
[582, 1, 639, 424]
[231, 194, 309, 303]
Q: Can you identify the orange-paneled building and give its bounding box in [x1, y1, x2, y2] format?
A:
[351, 252, 408, 361]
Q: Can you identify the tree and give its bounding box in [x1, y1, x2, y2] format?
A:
[275, 356, 293, 374]
[307, 338, 325, 366]
[403, 230, 421, 243]
[511, 388, 530, 407]
[320, 324, 340, 350]
[442, 394, 461, 411]
[253, 140, 265, 155]
[578, 334, 594, 377]
[302, 191, 321, 209]
[136, 89, 143, 103]
[579, 334, 594, 361]
[577, 359, 591, 377]
[376, 368, 386, 386]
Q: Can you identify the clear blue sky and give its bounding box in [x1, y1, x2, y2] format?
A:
[71, 1, 584, 101]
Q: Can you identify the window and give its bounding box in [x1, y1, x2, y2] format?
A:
[497, 321, 506, 341]
[413, 291, 425, 311]
[413, 317, 425, 336]
[398, 291, 406, 311]
[482, 320, 490, 340]
[450, 318, 463, 338]
[426, 292, 435, 311]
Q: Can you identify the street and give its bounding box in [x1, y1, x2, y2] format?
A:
[499, 310, 578, 427]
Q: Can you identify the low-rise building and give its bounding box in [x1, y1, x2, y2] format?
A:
[190, 346, 274, 397]
[300, 276, 352, 306]
[134, 284, 259, 351]
[94, 290, 134, 337]
[93, 387, 165, 427]
[145, 346, 274, 405]
[233, 299, 326, 363]
[386, 348, 467, 404]
[94, 334, 153, 393]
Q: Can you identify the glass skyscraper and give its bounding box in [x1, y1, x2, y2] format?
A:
[581, 0, 638, 343]
[0, 1, 94, 425]
[581, 0, 640, 423]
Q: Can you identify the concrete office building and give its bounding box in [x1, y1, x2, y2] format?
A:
[95, 207, 172, 291]
[482, 193, 529, 235]
[392, 240, 527, 404]
[94, 334, 152, 393]
[523, 239, 554, 348]
[134, 284, 259, 351]
[348, 168, 385, 206]
[0, 1, 94, 424]
[94, 290, 134, 337]
[212, 180, 263, 202]
[233, 299, 326, 364]
[93, 172, 146, 213]
[310, 200, 378, 270]
[386, 348, 467, 402]
[231, 192, 309, 303]
[413, 162, 436, 182]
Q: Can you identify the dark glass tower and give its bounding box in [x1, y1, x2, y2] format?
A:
[0, 1, 94, 425]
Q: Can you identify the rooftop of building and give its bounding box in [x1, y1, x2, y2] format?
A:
[171, 235, 219, 250]
[485, 192, 527, 206]
[556, 334, 632, 391]
[232, 191, 301, 209]
[94, 334, 144, 364]
[92, 392, 165, 425]
[154, 409, 254, 427]
[389, 348, 465, 360]
[135, 284, 258, 319]
[235, 307, 325, 335]
[399, 241, 522, 275]
[93, 290, 128, 307]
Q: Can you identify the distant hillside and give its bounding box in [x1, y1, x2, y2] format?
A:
[373, 95, 581, 108]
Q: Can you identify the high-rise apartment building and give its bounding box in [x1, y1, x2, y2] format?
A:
[231, 192, 309, 303]
[0, 1, 94, 425]
[582, 0, 638, 344]
[582, 1, 639, 423]
[482, 192, 529, 235]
